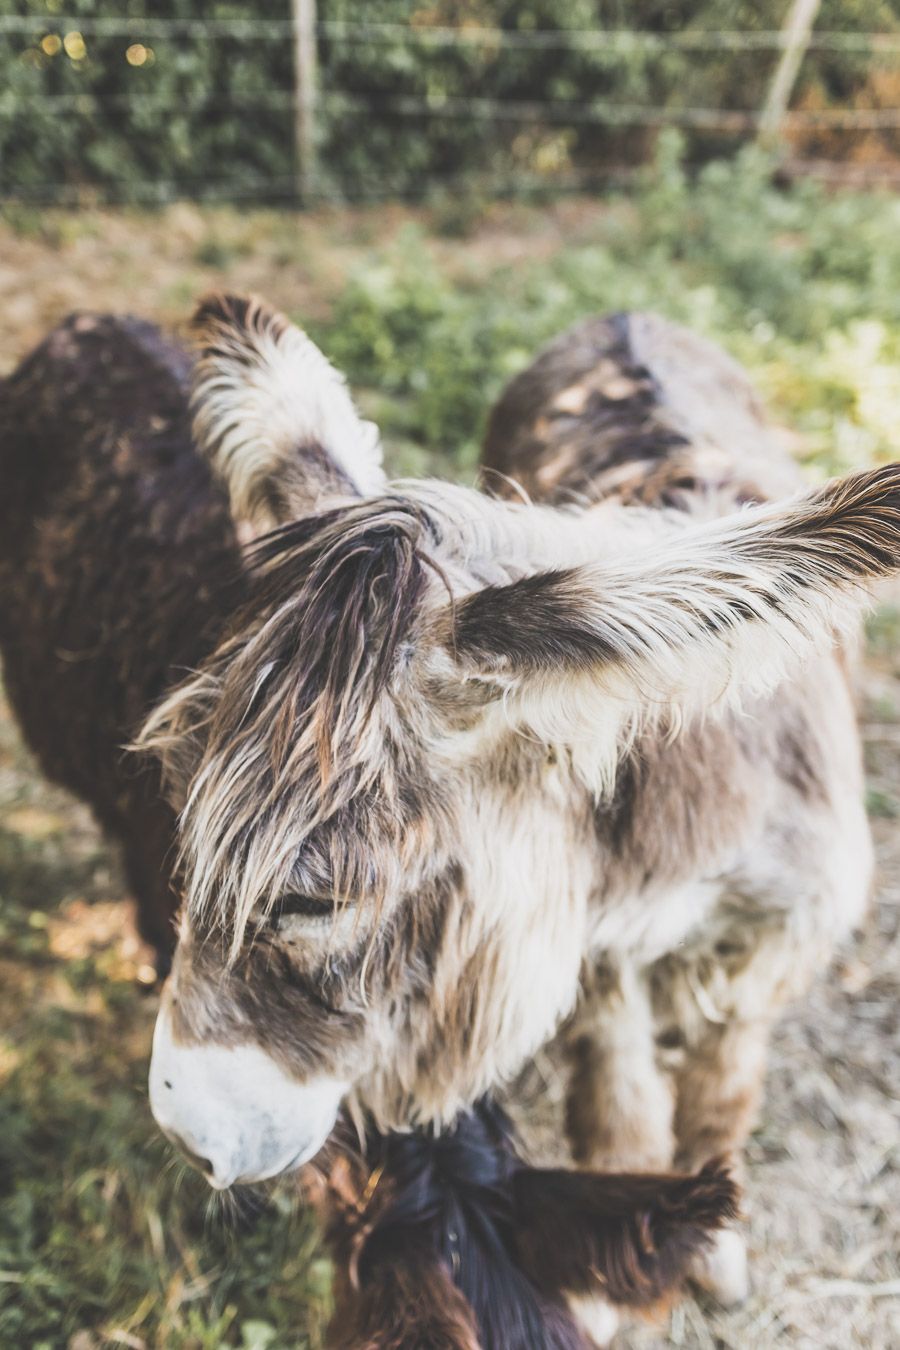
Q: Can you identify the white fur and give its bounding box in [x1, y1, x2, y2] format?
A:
[367, 772, 595, 1129]
[591, 877, 722, 962]
[192, 305, 385, 530]
[414, 478, 874, 801]
[691, 1228, 750, 1306]
[567, 1294, 620, 1347]
[149, 995, 346, 1188]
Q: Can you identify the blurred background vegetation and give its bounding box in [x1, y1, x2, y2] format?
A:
[2, 4, 900, 1348]
[320, 142, 900, 476]
[2, 1, 900, 203]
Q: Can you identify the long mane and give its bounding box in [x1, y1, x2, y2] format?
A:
[137, 497, 432, 947]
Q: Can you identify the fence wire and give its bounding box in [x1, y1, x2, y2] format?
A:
[1, 13, 899, 205]
[2, 17, 900, 53]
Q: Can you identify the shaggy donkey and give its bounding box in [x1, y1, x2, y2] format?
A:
[0, 303, 741, 1347]
[1, 299, 898, 1343]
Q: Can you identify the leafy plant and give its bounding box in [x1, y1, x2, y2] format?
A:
[316, 138, 900, 474]
[2, 0, 898, 203]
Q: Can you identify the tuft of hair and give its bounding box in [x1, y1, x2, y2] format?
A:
[190, 293, 385, 532]
[315, 1101, 739, 1350]
[320, 1103, 593, 1350]
[327, 1238, 483, 1350]
[778, 460, 900, 577]
[513, 1159, 739, 1309]
[136, 497, 430, 950]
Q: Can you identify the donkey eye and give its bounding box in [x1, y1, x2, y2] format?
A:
[274, 893, 333, 920]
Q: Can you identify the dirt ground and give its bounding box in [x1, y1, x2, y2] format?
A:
[0, 204, 898, 1349]
[0, 196, 613, 377]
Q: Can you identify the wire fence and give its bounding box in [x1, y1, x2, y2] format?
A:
[2, 8, 899, 207]
[1, 16, 900, 52]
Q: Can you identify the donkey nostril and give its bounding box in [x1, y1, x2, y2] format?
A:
[170, 1132, 213, 1177]
[184, 1145, 214, 1177]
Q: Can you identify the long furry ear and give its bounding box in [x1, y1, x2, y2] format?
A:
[134, 498, 428, 949]
[437, 463, 900, 792]
[190, 293, 385, 536]
[513, 1159, 739, 1309]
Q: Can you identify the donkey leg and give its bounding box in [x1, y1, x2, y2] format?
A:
[673, 1014, 772, 1174]
[563, 962, 675, 1346]
[663, 924, 805, 1307]
[566, 960, 676, 1172]
[669, 1014, 774, 1307]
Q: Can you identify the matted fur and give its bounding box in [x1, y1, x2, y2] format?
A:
[138, 496, 436, 949]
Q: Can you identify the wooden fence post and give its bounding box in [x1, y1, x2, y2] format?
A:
[292, 0, 318, 203]
[759, 0, 822, 148]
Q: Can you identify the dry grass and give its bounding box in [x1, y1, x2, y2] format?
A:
[0, 201, 898, 1349]
[0, 196, 613, 377]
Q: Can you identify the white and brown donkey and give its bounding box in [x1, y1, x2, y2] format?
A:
[1, 299, 896, 1346]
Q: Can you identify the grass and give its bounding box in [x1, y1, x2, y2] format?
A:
[0, 771, 330, 1349]
[1, 148, 899, 1347]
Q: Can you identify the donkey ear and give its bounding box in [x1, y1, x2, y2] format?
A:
[513, 1159, 739, 1310]
[190, 293, 385, 537]
[438, 464, 900, 787]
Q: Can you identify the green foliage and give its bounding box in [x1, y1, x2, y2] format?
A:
[0, 820, 330, 1348]
[1, 0, 898, 201]
[317, 138, 900, 474]
[0, 0, 295, 200]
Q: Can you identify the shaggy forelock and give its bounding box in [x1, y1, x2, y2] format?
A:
[138, 497, 434, 950]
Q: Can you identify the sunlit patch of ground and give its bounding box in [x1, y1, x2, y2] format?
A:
[0, 196, 617, 378]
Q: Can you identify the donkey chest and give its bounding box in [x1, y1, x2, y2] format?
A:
[444, 777, 595, 1070]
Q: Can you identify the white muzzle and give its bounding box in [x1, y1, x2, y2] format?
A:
[149, 1000, 346, 1189]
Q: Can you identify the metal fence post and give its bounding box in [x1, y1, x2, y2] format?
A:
[759, 0, 822, 148]
[292, 0, 318, 203]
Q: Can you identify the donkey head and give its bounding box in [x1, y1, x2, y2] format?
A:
[143, 294, 900, 1189]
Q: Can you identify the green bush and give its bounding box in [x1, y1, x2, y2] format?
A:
[317, 136, 900, 474]
[1, 0, 898, 202]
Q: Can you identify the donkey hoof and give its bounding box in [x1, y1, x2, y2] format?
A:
[691, 1227, 749, 1307]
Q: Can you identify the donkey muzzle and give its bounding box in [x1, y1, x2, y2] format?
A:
[148, 997, 346, 1189]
